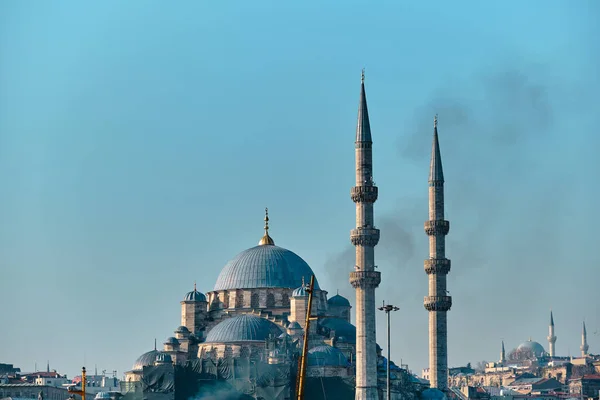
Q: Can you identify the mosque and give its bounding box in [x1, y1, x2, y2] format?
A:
[122, 214, 423, 399]
[121, 74, 427, 400]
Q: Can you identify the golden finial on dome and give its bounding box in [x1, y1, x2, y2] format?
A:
[194, 281, 196, 291]
[258, 207, 275, 246]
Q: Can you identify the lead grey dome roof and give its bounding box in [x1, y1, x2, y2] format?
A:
[327, 294, 351, 307]
[183, 289, 206, 302]
[205, 314, 283, 343]
[132, 349, 160, 371]
[319, 318, 356, 343]
[307, 345, 349, 367]
[214, 245, 320, 291]
[517, 339, 545, 357]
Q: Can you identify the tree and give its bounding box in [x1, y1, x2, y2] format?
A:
[475, 361, 487, 372]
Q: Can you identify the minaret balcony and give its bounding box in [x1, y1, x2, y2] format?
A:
[424, 258, 451, 275]
[350, 227, 380, 247]
[423, 296, 452, 312]
[547, 336, 557, 343]
[349, 270, 381, 289]
[351, 186, 378, 203]
[424, 220, 450, 236]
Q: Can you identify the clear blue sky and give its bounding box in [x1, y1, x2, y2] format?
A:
[1, 0, 598, 379]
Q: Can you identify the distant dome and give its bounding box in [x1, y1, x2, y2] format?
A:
[421, 388, 447, 400]
[517, 339, 545, 357]
[164, 337, 179, 345]
[319, 318, 356, 343]
[205, 314, 283, 343]
[214, 245, 320, 291]
[132, 350, 160, 371]
[175, 326, 189, 334]
[327, 294, 351, 307]
[155, 353, 172, 364]
[292, 285, 308, 297]
[307, 345, 350, 367]
[183, 288, 206, 302]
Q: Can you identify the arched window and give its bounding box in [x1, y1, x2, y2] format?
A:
[281, 293, 290, 307]
[251, 292, 260, 309]
[235, 291, 244, 308]
[266, 293, 275, 308]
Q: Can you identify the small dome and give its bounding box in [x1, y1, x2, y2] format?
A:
[288, 321, 302, 330]
[319, 318, 356, 343]
[175, 326, 189, 334]
[327, 294, 351, 307]
[421, 388, 447, 400]
[94, 393, 111, 400]
[292, 285, 308, 297]
[164, 337, 179, 345]
[183, 288, 206, 302]
[308, 345, 350, 367]
[132, 349, 160, 371]
[205, 314, 282, 343]
[517, 339, 545, 357]
[155, 353, 172, 364]
[214, 245, 320, 291]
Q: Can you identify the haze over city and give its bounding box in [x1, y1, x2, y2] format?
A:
[1, 0, 599, 383]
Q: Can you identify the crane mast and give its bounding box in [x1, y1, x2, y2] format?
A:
[295, 275, 315, 400]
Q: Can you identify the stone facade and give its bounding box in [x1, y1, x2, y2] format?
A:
[350, 71, 380, 400]
[424, 117, 451, 391]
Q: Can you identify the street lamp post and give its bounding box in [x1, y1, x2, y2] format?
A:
[378, 301, 399, 400]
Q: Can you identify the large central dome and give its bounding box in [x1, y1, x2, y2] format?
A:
[214, 244, 320, 291]
[214, 209, 320, 291]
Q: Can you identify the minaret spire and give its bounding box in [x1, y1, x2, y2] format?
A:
[580, 321, 589, 357]
[430, 114, 444, 182]
[424, 115, 452, 391]
[350, 69, 381, 400]
[548, 310, 557, 357]
[500, 340, 506, 363]
[355, 69, 372, 143]
[258, 207, 275, 245]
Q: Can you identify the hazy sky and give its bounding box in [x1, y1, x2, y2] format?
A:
[1, 0, 599, 380]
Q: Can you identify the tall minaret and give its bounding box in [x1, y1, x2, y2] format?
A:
[349, 69, 381, 400]
[547, 311, 557, 357]
[424, 115, 452, 391]
[580, 321, 589, 357]
[500, 340, 506, 363]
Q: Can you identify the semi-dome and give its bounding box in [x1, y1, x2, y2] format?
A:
[214, 245, 320, 291]
[327, 294, 351, 307]
[205, 314, 283, 343]
[132, 349, 160, 371]
[183, 283, 206, 302]
[517, 339, 545, 357]
[307, 345, 350, 367]
[319, 318, 356, 343]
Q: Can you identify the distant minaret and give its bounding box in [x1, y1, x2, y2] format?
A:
[547, 311, 557, 357]
[580, 321, 589, 357]
[47, 361, 50, 373]
[500, 340, 506, 363]
[424, 115, 452, 391]
[349, 69, 380, 400]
